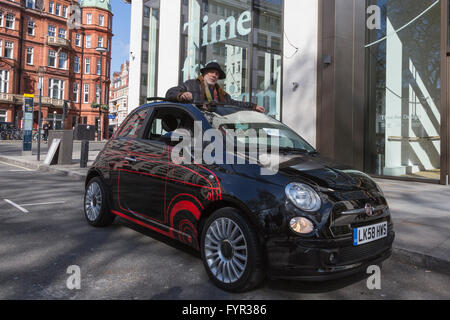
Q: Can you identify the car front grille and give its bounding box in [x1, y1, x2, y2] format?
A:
[335, 232, 394, 266]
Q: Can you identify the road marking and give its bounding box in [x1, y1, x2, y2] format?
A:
[4, 199, 29, 213]
[20, 201, 66, 207]
[0, 161, 35, 172]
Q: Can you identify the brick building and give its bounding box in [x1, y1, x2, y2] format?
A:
[108, 60, 128, 131]
[0, 0, 113, 139]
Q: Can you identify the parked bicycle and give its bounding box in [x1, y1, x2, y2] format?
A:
[32, 130, 46, 142]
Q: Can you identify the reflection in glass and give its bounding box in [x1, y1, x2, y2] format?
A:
[180, 0, 283, 119]
[141, 0, 160, 105]
[252, 0, 282, 120]
[201, 0, 252, 104]
[180, 0, 202, 82]
[366, 0, 441, 180]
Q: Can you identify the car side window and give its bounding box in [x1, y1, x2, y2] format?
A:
[117, 108, 149, 139]
[144, 108, 194, 141]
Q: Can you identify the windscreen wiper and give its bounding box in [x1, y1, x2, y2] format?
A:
[278, 147, 316, 155]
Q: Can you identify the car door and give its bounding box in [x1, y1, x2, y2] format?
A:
[117, 105, 192, 227]
[112, 107, 159, 218]
[161, 108, 222, 248]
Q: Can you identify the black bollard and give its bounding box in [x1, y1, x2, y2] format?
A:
[80, 140, 89, 168]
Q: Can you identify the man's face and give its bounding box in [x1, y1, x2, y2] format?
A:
[203, 69, 220, 86]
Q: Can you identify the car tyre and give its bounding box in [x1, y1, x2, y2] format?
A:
[200, 207, 265, 292]
[84, 177, 115, 227]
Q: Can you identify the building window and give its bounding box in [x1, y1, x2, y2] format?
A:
[75, 34, 81, 47]
[96, 58, 102, 75]
[49, 2, 54, 14]
[365, 0, 442, 180]
[58, 52, 67, 69]
[27, 20, 35, 36]
[48, 50, 56, 67]
[99, 15, 104, 26]
[98, 36, 104, 48]
[55, 4, 60, 16]
[139, 3, 160, 100]
[58, 28, 66, 39]
[86, 13, 92, 24]
[86, 35, 91, 48]
[0, 40, 2, 57]
[73, 83, 79, 102]
[26, 0, 36, 9]
[83, 84, 90, 103]
[4, 41, 13, 59]
[26, 47, 33, 65]
[85, 58, 90, 74]
[0, 70, 9, 93]
[48, 25, 56, 37]
[48, 79, 64, 100]
[5, 14, 15, 29]
[62, 6, 67, 18]
[0, 110, 6, 122]
[96, 84, 101, 103]
[144, 6, 150, 18]
[0, 11, 3, 27]
[74, 57, 80, 73]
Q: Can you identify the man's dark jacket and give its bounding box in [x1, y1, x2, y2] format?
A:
[165, 76, 256, 110]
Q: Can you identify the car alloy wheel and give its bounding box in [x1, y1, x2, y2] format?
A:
[83, 177, 115, 227]
[85, 181, 103, 222]
[201, 208, 264, 292]
[204, 217, 248, 284]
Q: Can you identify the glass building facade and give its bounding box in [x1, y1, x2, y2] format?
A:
[128, 0, 450, 184]
[366, 0, 442, 180]
[179, 0, 283, 119]
[140, 0, 160, 105]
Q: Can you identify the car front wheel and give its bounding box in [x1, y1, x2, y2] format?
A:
[200, 208, 264, 292]
[84, 177, 115, 227]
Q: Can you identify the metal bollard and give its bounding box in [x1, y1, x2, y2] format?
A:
[80, 140, 89, 168]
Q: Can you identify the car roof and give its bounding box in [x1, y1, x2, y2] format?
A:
[134, 101, 206, 119]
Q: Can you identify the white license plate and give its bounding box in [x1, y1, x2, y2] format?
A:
[353, 222, 388, 246]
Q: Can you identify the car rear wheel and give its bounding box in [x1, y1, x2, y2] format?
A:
[84, 177, 115, 227]
[200, 208, 265, 292]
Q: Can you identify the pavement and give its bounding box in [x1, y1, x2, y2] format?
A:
[0, 140, 449, 276]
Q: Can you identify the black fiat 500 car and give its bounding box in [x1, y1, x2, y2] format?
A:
[84, 101, 394, 292]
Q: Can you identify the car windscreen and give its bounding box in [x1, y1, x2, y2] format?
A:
[200, 106, 316, 153]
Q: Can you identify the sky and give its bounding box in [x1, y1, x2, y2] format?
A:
[110, 1, 132, 75]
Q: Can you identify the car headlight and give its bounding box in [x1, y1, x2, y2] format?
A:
[285, 183, 322, 212]
[289, 217, 314, 234]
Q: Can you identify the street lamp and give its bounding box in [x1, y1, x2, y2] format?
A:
[96, 46, 108, 141]
[53, 111, 57, 130]
[37, 67, 44, 161]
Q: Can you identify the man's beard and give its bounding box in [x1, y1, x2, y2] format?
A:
[204, 77, 217, 86]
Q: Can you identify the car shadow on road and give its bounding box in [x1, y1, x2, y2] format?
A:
[116, 217, 373, 295]
[115, 217, 201, 259]
[265, 271, 369, 294]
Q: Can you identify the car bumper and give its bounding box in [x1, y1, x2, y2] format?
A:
[265, 231, 395, 281]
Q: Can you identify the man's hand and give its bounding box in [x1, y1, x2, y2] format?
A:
[255, 105, 265, 113]
[179, 92, 193, 102]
